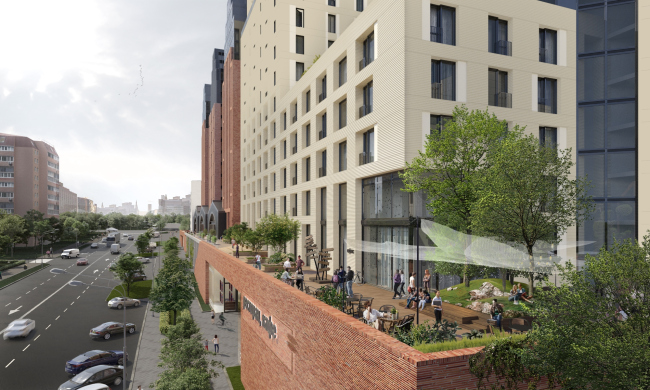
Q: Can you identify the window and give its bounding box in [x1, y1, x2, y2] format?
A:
[273, 97, 276, 112]
[296, 8, 304, 27]
[338, 99, 347, 129]
[430, 115, 452, 134]
[338, 57, 347, 86]
[274, 46, 276, 59]
[430, 5, 455, 45]
[292, 133, 298, 154]
[273, 122, 277, 138]
[273, 148, 276, 164]
[306, 157, 311, 181]
[305, 190, 311, 215]
[488, 68, 510, 108]
[283, 168, 287, 188]
[539, 127, 557, 147]
[305, 90, 311, 112]
[539, 29, 557, 64]
[296, 62, 304, 81]
[320, 113, 327, 139]
[234, 29, 241, 60]
[320, 187, 327, 248]
[273, 173, 276, 191]
[431, 60, 455, 101]
[538, 78, 557, 114]
[296, 35, 304, 54]
[283, 140, 287, 159]
[305, 124, 311, 147]
[488, 17, 511, 56]
[328, 0, 336, 6]
[283, 112, 287, 130]
[320, 151, 327, 177]
[274, 71, 276, 86]
[361, 129, 374, 165]
[292, 163, 298, 185]
[360, 33, 374, 69]
[283, 196, 287, 214]
[320, 76, 327, 102]
[328, 40, 334, 47]
[0, 182, 13, 187]
[0, 156, 14, 162]
[339, 141, 347, 171]
[356, 0, 364, 12]
[328, 15, 336, 33]
[361, 81, 373, 117]
[0, 146, 14, 151]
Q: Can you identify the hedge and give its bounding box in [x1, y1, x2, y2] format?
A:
[137, 252, 155, 258]
[159, 309, 192, 335]
[0, 260, 26, 272]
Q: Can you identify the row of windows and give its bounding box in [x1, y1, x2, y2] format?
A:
[0, 192, 13, 198]
[0, 182, 13, 187]
[0, 146, 14, 151]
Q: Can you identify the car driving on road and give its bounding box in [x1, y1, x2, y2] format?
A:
[127, 235, 134, 241]
[132, 272, 146, 281]
[58, 364, 124, 389]
[3, 319, 36, 340]
[107, 297, 140, 309]
[65, 350, 127, 375]
[62, 249, 80, 258]
[76, 258, 88, 266]
[89, 322, 136, 340]
[90, 243, 98, 249]
[136, 256, 150, 264]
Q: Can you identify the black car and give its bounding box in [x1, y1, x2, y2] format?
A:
[127, 236, 134, 241]
[65, 349, 127, 375]
[58, 364, 123, 389]
[89, 322, 136, 340]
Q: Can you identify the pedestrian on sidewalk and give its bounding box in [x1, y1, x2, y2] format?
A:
[219, 312, 226, 326]
[212, 335, 219, 354]
[231, 239, 235, 249]
[235, 244, 239, 258]
[255, 253, 262, 270]
[392, 270, 401, 299]
[46, 250, 50, 258]
[295, 255, 304, 272]
[398, 270, 406, 296]
[204, 339, 209, 351]
[432, 290, 443, 323]
[211, 310, 215, 325]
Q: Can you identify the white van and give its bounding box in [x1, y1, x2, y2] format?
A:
[78, 384, 111, 390]
[61, 249, 80, 259]
[110, 244, 120, 254]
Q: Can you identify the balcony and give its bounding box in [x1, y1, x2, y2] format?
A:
[359, 152, 374, 166]
[359, 105, 373, 118]
[292, 177, 297, 185]
[430, 26, 443, 43]
[318, 167, 326, 178]
[292, 207, 297, 217]
[493, 40, 512, 56]
[292, 146, 298, 154]
[538, 98, 556, 114]
[319, 93, 325, 103]
[292, 115, 298, 124]
[318, 130, 326, 140]
[495, 92, 512, 108]
[359, 57, 373, 71]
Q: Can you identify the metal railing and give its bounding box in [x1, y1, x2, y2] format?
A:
[430, 26, 443, 43]
[432, 83, 453, 100]
[359, 105, 373, 118]
[493, 40, 512, 56]
[318, 167, 326, 177]
[359, 152, 374, 165]
[319, 130, 326, 140]
[538, 98, 555, 114]
[495, 92, 512, 108]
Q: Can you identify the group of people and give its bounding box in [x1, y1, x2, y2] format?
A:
[403, 287, 444, 322]
[508, 283, 532, 303]
[280, 255, 306, 290]
[331, 265, 355, 296]
[392, 269, 435, 299]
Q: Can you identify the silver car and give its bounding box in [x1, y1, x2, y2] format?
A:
[107, 297, 140, 310]
[3, 319, 36, 340]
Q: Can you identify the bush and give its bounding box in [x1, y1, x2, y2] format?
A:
[137, 252, 154, 258]
[414, 332, 526, 354]
[159, 309, 192, 335]
[394, 319, 461, 347]
[0, 260, 25, 272]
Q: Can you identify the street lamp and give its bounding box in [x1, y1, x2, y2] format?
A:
[51, 268, 129, 390]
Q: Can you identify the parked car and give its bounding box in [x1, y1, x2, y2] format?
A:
[3, 319, 36, 340]
[76, 258, 89, 266]
[90, 243, 98, 249]
[58, 365, 123, 389]
[62, 249, 80, 259]
[65, 350, 127, 375]
[89, 322, 136, 340]
[132, 272, 146, 281]
[136, 256, 150, 264]
[77, 384, 111, 390]
[107, 297, 140, 309]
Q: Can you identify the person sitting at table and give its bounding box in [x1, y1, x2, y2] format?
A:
[294, 270, 304, 291]
[363, 301, 387, 330]
[406, 288, 420, 310]
[418, 289, 431, 311]
[281, 269, 291, 285]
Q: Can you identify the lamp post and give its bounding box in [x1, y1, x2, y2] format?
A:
[50, 268, 128, 390]
[150, 224, 158, 318]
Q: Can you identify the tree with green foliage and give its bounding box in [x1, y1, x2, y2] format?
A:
[150, 254, 194, 325]
[110, 253, 145, 296]
[163, 237, 180, 257]
[223, 222, 249, 246]
[243, 229, 264, 255]
[0, 215, 26, 257]
[401, 106, 519, 286]
[255, 214, 300, 255]
[156, 219, 166, 232]
[473, 133, 593, 293]
[22, 209, 44, 247]
[135, 234, 149, 254]
[33, 220, 52, 248]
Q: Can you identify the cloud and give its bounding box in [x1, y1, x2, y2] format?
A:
[0, 0, 227, 210]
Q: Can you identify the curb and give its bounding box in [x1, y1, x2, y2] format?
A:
[128, 299, 150, 390]
[0, 264, 51, 291]
[223, 367, 235, 390]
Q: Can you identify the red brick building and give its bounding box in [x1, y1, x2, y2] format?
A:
[221, 48, 241, 228]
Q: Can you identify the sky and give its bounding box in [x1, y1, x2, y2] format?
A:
[0, 0, 226, 211]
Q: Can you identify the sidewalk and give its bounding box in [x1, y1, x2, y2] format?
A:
[129, 304, 165, 390]
[190, 300, 241, 390]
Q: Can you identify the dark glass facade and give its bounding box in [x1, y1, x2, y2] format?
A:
[577, 0, 637, 258]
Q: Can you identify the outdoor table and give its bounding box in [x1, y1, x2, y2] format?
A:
[289, 277, 304, 290]
[378, 316, 400, 333]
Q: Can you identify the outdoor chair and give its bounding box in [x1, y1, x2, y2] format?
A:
[394, 319, 413, 334]
[346, 294, 362, 315]
[305, 286, 312, 295]
[401, 314, 415, 324]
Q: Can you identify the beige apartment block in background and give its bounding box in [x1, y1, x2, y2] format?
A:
[240, 0, 576, 287]
[638, 3, 650, 240]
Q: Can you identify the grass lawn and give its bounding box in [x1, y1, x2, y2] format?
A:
[0, 264, 50, 289]
[105, 280, 153, 301]
[413, 332, 527, 354]
[226, 366, 245, 390]
[192, 274, 211, 311]
[439, 278, 532, 312]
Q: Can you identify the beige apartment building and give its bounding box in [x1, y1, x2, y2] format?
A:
[59, 184, 78, 214]
[240, 0, 576, 289]
[0, 134, 60, 217]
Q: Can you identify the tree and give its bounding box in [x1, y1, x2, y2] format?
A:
[401, 106, 519, 286]
[223, 223, 249, 247]
[23, 209, 44, 247]
[156, 219, 166, 232]
[516, 236, 650, 390]
[135, 234, 149, 254]
[150, 254, 194, 325]
[243, 229, 264, 255]
[254, 214, 300, 254]
[473, 133, 593, 293]
[0, 215, 26, 257]
[110, 253, 145, 296]
[33, 220, 52, 248]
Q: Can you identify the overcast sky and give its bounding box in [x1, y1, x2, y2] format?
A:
[0, 0, 226, 211]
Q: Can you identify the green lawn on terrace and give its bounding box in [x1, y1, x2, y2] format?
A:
[438, 278, 532, 312]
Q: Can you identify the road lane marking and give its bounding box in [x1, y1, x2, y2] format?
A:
[4, 303, 10, 307]
[91, 282, 94, 285]
[22, 344, 30, 351]
[64, 308, 67, 312]
[26, 291, 30, 294]
[9, 306, 22, 315]
[55, 315, 60, 320]
[70, 302, 74, 306]
[95, 278, 98, 281]
[40, 283, 44, 286]
[77, 296, 80, 300]
[15, 297, 20, 300]
[34, 335, 40, 340]
[5, 359, 14, 368]
[32, 287, 37, 290]
[46, 324, 51, 330]
[82, 290, 85, 294]
[47, 278, 51, 281]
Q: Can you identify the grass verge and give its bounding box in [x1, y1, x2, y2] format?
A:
[106, 280, 153, 301]
[0, 260, 26, 272]
[0, 264, 50, 289]
[226, 366, 245, 390]
[439, 278, 532, 312]
[192, 274, 211, 311]
[413, 332, 527, 354]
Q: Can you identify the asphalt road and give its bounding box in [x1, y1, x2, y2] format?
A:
[0, 231, 158, 390]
